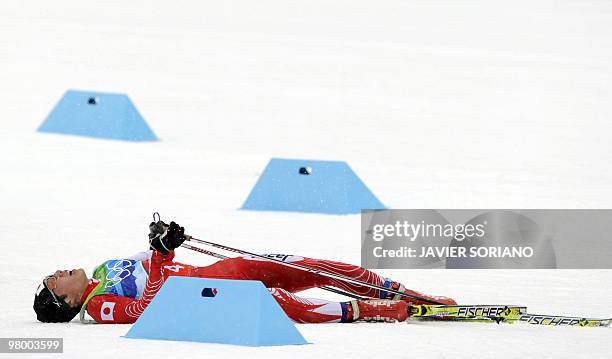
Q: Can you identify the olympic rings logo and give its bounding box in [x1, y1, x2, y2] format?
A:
[104, 260, 135, 288]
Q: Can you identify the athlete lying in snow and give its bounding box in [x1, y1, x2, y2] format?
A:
[34, 220, 456, 324]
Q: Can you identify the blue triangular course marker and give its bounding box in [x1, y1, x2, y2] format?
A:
[241, 158, 385, 215]
[124, 277, 308, 346]
[38, 90, 158, 141]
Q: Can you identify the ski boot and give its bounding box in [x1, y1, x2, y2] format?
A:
[342, 299, 408, 323]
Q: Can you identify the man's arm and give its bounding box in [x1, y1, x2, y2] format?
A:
[87, 250, 174, 324]
[126, 250, 152, 262]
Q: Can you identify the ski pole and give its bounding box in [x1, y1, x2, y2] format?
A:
[153, 213, 433, 303]
[185, 236, 443, 305]
[181, 243, 229, 260]
[180, 243, 366, 300]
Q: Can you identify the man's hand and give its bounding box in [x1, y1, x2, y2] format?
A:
[149, 221, 186, 254]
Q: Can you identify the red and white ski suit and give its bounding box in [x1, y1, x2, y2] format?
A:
[84, 250, 440, 324]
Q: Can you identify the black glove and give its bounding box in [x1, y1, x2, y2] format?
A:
[148, 220, 168, 239]
[148, 221, 186, 254]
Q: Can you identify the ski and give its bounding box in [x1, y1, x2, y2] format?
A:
[413, 311, 611, 327]
[410, 304, 527, 319]
[508, 314, 611, 327]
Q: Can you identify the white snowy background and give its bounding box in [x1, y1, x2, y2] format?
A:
[0, 0, 611, 358]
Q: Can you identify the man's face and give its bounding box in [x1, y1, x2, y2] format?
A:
[45, 269, 88, 307]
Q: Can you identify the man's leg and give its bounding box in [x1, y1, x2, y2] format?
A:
[160, 260, 409, 323]
[268, 288, 408, 323]
[189, 255, 456, 305]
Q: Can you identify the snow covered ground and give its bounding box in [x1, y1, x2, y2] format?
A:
[1, 0, 611, 358]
